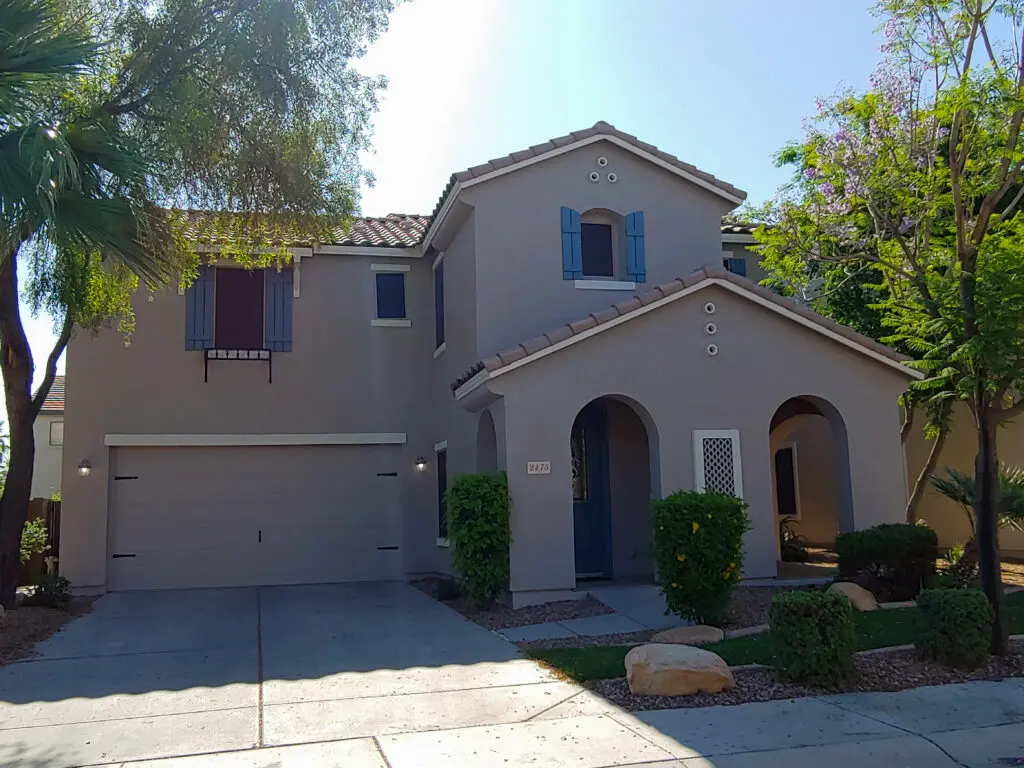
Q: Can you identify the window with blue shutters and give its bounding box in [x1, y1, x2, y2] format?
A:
[625, 211, 646, 283]
[723, 256, 747, 277]
[264, 268, 294, 351]
[185, 265, 293, 352]
[184, 266, 215, 350]
[562, 208, 646, 283]
[560, 207, 583, 279]
[376, 272, 407, 319]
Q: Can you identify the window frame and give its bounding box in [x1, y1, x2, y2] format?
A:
[773, 442, 801, 519]
[435, 440, 448, 543]
[692, 429, 744, 498]
[371, 264, 410, 326]
[433, 252, 445, 353]
[49, 420, 64, 447]
[579, 212, 623, 280]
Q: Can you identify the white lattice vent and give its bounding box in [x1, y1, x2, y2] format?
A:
[693, 429, 743, 498]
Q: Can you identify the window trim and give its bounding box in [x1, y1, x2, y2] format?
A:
[774, 441, 801, 520]
[574, 279, 636, 291]
[49, 420, 64, 447]
[373, 269, 409, 324]
[692, 429, 743, 498]
[579, 211, 623, 279]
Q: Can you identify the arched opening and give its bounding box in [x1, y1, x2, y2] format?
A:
[476, 409, 498, 472]
[769, 396, 854, 568]
[570, 395, 659, 581]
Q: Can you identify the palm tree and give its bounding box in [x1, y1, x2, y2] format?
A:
[0, 0, 174, 607]
[929, 466, 1024, 536]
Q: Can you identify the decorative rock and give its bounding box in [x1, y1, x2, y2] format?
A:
[725, 623, 769, 639]
[827, 581, 879, 611]
[625, 643, 734, 696]
[650, 625, 724, 646]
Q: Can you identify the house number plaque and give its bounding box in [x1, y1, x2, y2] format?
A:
[527, 461, 551, 475]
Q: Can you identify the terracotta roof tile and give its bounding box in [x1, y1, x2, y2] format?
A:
[40, 375, 64, 413]
[451, 269, 914, 394]
[177, 211, 430, 248]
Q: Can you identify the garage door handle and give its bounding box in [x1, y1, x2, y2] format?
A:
[112, 553, 136, 559]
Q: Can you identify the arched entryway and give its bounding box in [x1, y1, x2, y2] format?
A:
[477, 409, 498, 472]
[769, 396, 854, 554]
[570, 396, 659, 581]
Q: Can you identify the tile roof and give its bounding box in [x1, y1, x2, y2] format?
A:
[721, 220, 759, 236]
[40, 375, 64, 413]
[426, 121, 747, 235]
[450, 268, 914, 393]
[176, 210, 430, 248]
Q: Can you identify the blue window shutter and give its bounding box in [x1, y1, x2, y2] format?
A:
[185, 266, 215, 350]
[724, 257, 747, 277]
[625, 211, 647, 283]
[264, 268, 293, 352]
[560, 207, 582, 279]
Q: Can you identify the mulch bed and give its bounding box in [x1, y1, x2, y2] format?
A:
[593, 639, 1024, 711]
[0, 598, 95, 665]
[411, 577, 614, 630]
[517, 629, 658, 651]
[725, 586, 817, 629]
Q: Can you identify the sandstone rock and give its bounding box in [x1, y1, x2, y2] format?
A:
[625, 643, 734, 696]
[650, 625, 724, 645]
[827, 581, 879, 611]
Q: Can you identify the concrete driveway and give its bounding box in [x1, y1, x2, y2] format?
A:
[1, 583, 1022, 767]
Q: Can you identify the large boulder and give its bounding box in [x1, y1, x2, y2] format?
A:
[625, 643, 734, 696]
[827, 581, 879, 611]
[650, 625, 724, 646]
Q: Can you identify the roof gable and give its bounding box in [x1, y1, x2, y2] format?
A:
[40, 375, 64, 413]
[452, 269, 920, 398]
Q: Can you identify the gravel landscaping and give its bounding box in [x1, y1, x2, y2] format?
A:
[593, 639, 1024, 711]
[411, 577, 614, 630]
[0, 599, 94, 665]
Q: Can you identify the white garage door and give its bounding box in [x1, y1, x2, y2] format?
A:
[106, 445, 402, 590]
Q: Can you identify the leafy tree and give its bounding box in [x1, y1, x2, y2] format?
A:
[0, 0, 395, 607]
[754, 0, 1024, 653]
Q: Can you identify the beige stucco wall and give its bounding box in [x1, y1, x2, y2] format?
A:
[31, 413, 63, 500]
[770, 413, 840, 546]
[463, 140, 737, 357]
[61, 251, 440, 590]
[485, 285, 911, 603]
[722, 242, 769, 286]
[606, 398, 654, 579]
[906, 403, 1024, 555]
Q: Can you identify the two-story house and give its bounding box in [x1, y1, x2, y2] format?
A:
[59, 122, 920, 606]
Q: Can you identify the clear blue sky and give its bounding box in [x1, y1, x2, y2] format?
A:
[19, 0, 884, 388]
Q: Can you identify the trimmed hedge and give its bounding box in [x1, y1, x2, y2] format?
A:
[446, 472, 511, 606]
[652, 490, 750, 624]
[915, 588, 992, 669]
[834, 523, 938, 601]
[770, 590, 856, 688]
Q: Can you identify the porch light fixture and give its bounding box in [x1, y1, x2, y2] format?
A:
[414, 456, 427, 472]
[77, 459, 92, 477]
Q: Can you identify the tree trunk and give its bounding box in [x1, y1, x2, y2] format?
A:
[906, 426, 948, 523]
[0, 246, 36, 609]
[974, 393, 1007, 655]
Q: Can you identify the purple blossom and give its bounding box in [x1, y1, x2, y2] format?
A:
[899, 216, 913, 235]
[803, 167, 818, 180]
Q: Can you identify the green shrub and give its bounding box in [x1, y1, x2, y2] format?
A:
[770, 590, 856, 688]
[915, 588, 992, 669]
[834, 523, 938, 601]
[652, 490, 750, 624]
[446, 472, 510, 606]
[22, 573, 72, 609]
[20, 519, 49, 564]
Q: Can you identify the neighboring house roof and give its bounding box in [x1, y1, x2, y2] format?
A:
[40, 375, 64, 413]
[451, 268, 921, 396]
[721, 221, 758, 236]
[423, 121, 747, 249]
[176, 210, 430, 248]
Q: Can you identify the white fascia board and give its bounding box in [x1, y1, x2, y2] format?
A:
[721, 234, 758, 244]
[315, 245, 422, 257]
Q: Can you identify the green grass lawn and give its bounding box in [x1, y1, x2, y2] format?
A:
[528, 590, 1024, 682]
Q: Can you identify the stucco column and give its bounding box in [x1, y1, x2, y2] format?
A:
[501, 394, 576, 605]
[845, 398, 907, 530]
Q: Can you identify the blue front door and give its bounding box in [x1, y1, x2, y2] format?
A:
[572, 402, 612, 578]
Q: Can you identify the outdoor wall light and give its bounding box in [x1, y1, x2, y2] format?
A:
[77, 459, 92, 477]
[414, 456, 427, 472]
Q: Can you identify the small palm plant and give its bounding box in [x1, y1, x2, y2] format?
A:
[929, 465, 1024, 535]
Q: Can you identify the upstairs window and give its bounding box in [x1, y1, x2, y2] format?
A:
[375, 272, 407, 320]
[581, 223, 614, 277]
[185, 265, 293, 351]
[723, 256, 747, 277]
[434, 259, 445, 349]
[49, 421, 64, 446]
[215, 268, 264, 349]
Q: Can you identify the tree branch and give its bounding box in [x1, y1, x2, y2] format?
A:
[29, 312, 72, 419]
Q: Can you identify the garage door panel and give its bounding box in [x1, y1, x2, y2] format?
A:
[107, 445, 403, 590]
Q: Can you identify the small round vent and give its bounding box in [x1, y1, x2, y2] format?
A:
[597, 156, 608, 167]
[607, 172, 618, 183]
[588, 171, 600, 182]
[704, 322, 717, 335]
[706, 343, 719, 356]
[703, 302, 716, 315]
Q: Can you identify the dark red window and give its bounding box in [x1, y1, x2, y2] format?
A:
[215, 268, 264, 349]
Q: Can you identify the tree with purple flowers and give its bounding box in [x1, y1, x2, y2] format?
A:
[755, 0, 1024, 653]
